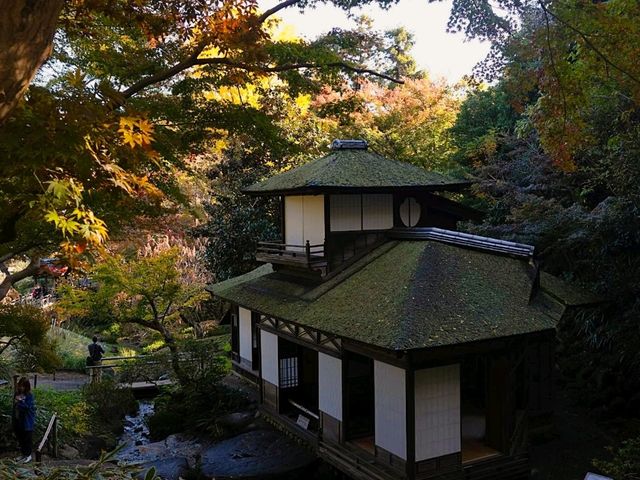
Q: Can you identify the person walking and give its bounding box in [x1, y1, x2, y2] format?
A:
[87, 336, 105, 382]
[14, 377, 36, 463]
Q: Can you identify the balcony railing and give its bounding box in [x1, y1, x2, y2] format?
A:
[256, 240, 326, 270]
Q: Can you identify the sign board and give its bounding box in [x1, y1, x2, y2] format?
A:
[296, 415, 310, 430]
[584, 474, 612, 480]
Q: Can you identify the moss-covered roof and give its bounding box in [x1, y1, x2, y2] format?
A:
[244, 149, 470, 195]
[539, 271, 602, 307]
[208, 240, 560, 351]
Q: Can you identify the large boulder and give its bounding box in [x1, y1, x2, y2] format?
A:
[216, 411, 256, 434]
[200, 429, 315, 479]
[58, 444, 80, 460]
[135, 457, 190, 480]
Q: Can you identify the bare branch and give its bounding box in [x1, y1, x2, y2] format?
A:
[0, 334, 26, 356]
[539, 1, 568, 132]
[121, 45, 206, 100]
[257, 0, 303, 24]
[540, 1, 640, 86]
[120, 40, 403, 100]
[0, 257, 40, 302]
[193, 57, 404, 83]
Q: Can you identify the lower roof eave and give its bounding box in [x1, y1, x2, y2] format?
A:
[223, 297, 556, 362]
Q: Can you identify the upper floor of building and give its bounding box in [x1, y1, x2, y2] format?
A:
[244, 140, 481, 276]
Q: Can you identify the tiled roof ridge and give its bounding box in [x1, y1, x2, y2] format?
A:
[388, 227, 535, 259]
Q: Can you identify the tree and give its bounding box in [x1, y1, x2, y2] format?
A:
[0, 0, 411, 305]
[0, 304, 60, 374]
[0, 0, 64, 124]
[58, 248, 208, 385]
[313, 77, 460, 172]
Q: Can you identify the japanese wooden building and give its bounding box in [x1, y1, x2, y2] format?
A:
[207, 140, 598, 480]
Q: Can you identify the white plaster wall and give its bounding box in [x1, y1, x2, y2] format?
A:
[318, 353, 342, 420]
[260, 330, 279, 384]
[414, 364, 461, 461]
[238, 307, 253, 364]
[374, 360, 407, 459]
[330, 194, 361, 231]
[303, 195, 325, 246]
[362, 194, 393, 230]
[284, 196, 304, 248]
[285, 195, 325, 247]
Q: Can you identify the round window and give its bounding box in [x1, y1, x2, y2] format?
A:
[399, 197, 421, 227]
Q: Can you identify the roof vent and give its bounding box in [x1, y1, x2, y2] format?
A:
[331, 139, 368, 150]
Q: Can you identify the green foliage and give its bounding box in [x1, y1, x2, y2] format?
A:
[198, 145, 282, 281]
[58, 248, 207, 337]
[593, 436, 640, 480]
[0, 388, 89, 449]
[49, 327, 121, 372]
[0, 446, 159, 479]
[450, 85, 519, 167]
[82, 379, 138, 434]
[147, 337, 244, 440]
[148, 380, 250, 441]
[0, 304, 61, 373]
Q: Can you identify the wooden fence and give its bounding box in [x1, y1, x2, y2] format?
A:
[35, 413, 58, 462]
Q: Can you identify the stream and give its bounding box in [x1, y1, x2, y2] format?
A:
[113, 400, 337, 480]
[116, 400, 155, 463]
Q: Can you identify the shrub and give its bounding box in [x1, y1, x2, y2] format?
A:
[593, 436, 640, 480]
[148, 382, 251, 440]
[82, 379, 138, 434]
[0, 447, 160, 479]
[0, 388, 90, 449]
[147, 337, 249, 440]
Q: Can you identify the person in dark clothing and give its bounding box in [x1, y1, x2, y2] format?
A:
[87, 336, 105, 381]
[14, 377, 36, 463]
[88, 336, 105, 363]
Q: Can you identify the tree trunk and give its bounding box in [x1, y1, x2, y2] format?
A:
[157, 324, 189, 387]
[0, 0, 64, 125]
[0, 257, 40, 302]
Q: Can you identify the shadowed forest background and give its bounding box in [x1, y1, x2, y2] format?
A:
[1, 0, 639, 478]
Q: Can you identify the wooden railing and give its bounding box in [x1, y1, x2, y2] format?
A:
[256, 240, 326, 268]
[86, 355, 151, 383]
[35, 413, 58, 462]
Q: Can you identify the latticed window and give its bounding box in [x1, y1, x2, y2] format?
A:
[279, 357, 299, 388]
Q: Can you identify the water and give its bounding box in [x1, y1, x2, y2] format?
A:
[116, 400, 155, 463]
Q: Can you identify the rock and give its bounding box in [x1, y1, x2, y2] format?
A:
[58, 444, 80, 460]
[82, 435, 110, 459]
[200, 429, 315, 479]
[136, 457, 190, 480]
[217, 412, 255, 431]
[135, 440, 143, 446]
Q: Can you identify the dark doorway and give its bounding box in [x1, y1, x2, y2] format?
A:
[278, 338, 319, 421]
[230, 306, 239, 362]
[251, 312, 261, 370]
[344, 351, 375, 447]
[461, 355, 502, 463]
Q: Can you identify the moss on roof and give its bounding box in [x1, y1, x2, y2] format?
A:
[539, 271, 602, 307]
[208, 241, 558, 351]
[244, 149, 469, 194]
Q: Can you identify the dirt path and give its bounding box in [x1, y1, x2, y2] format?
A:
[31, 371, 89, 391]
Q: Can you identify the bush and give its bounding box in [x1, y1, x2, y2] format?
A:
[147, 337, 249, 440]
[82, 379, 138, 434]
[593, 436, 640, 480]
[0, 447, 160, 479]
[148, 382, 251, 440]
[0, 388, 90, 449]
